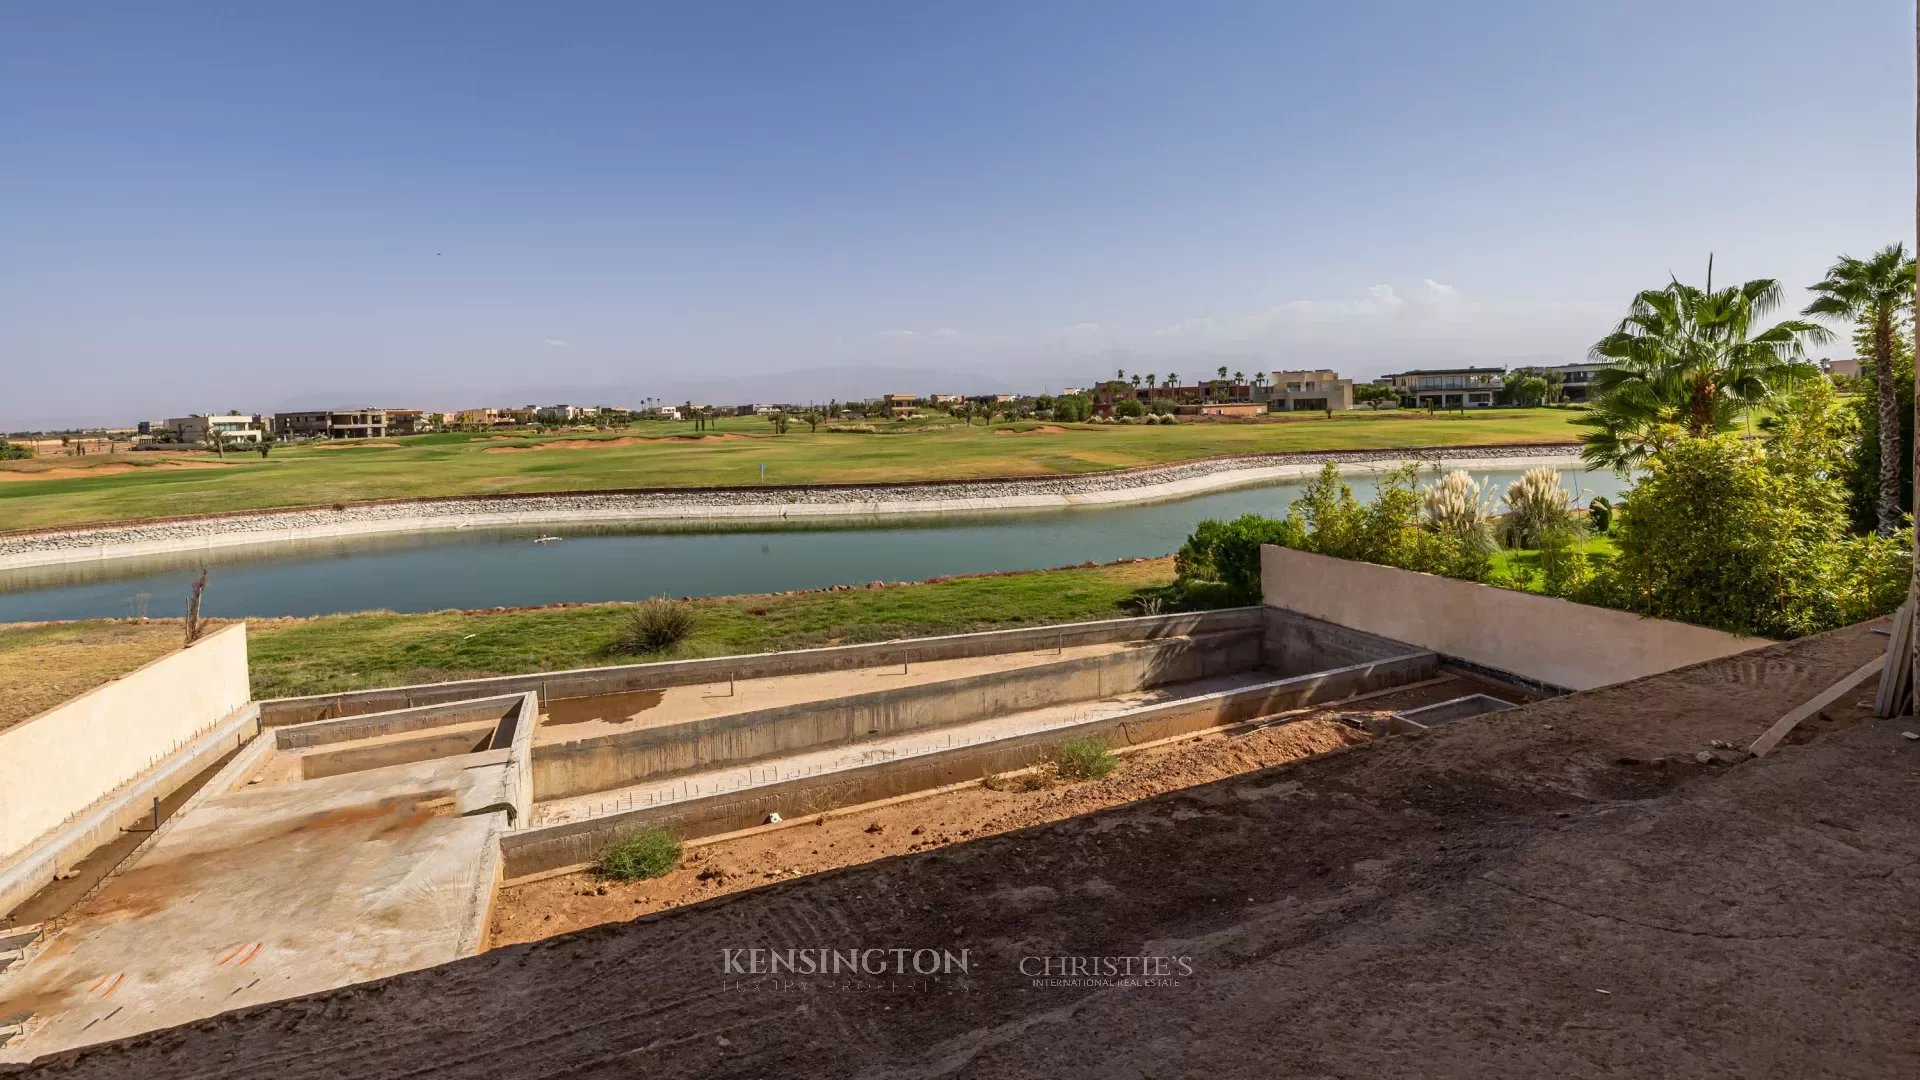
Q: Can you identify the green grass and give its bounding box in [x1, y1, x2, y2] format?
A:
[0, 409, 1587, 531]
[1488, 534, 1618, 591]
[241, 557, 1178, 699]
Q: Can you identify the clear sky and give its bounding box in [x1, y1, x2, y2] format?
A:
[2, 1, 1913, 429]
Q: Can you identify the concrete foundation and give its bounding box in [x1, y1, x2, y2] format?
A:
[502, 649, 1439, 877]
[0, 694, 538, 1062]
[258, 608, 1264, 725]
[530, 630, 1261, 801]
[1392, 694, 1514, 728]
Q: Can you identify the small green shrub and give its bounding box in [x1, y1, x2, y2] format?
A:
[1174, 513, 1299, 603]
[1535, 520, 1592, 598]
[1054, 738, 1117, 781]
[597, 828, 682, 880]
[1588, 496, 1613, 533]
[614, 598, 697, 654]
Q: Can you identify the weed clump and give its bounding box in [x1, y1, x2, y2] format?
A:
[1054, 738, 1117, 781]
[598, 828, 682, 880]
[614, 598, 697, 654]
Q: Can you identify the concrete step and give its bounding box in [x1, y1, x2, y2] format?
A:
[0, 924, 43, 976]
[0, 1014, 29, 1050]
[529, 669, 1283, 828]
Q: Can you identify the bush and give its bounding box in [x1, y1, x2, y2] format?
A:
[1114, 398, 1146, 418]
[1175, 514, 1299, 603]
[1289, 463, 1493, 581]
[597, 828, 682, 880]
[1053, 394, 1094, 423]
[1177, 463, 1497, 597]
[1421, 469, 1495, 544]
[1587, 496, 1613, 533]
[1054, 738, 1117, 781]
[1582, 434, 1887, 638]
[1535, 519, 1592, 598]
[1501, 466, 1577, 548]
[614, 598, 697, 654]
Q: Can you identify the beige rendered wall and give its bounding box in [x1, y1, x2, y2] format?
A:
[1260, 545, 1766, 691]
[0, 623, 251, 860]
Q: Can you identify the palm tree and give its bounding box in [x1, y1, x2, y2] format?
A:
[1145, 373, 1157, 391]
[1804, 244, 1917, 535]
[1216, 365, 1228, 382]
[1131, 374, 1141, 390]
[1578, 268, 1826, 472]
[1233, 370, 1245, 386]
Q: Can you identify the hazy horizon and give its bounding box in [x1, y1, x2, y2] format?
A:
[4, 1, 1913, 430]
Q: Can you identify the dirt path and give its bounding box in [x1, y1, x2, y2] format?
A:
[16, 621, 1913, 1079]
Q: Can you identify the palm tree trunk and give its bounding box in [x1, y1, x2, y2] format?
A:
[1875, 309, 1901, 536]
[1687, 377, 1716, 436]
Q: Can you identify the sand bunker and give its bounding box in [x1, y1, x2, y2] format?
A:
[0, 461, 238, 482]
[482, 434, 752, 453]
[993, 425, 1076, 436]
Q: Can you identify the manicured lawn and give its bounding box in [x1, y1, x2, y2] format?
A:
[243, 557, 1179, 698]
[1488, 534, 1618, 592]
[0, 409, 1588, 531]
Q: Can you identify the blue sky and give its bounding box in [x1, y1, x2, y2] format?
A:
[2, 1, 1912, 428]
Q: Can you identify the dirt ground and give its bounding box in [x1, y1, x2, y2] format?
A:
[16, 620, 1918, 1079]
[493, 697, 1396, 944]
[0, 460, 234, 482]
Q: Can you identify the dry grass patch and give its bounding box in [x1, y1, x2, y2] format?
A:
[0, 621, 211, 730]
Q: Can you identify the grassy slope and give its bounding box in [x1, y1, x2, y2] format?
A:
[0, 410, 1587, 531]
[0, 621, 191, 728]
[243, 557, 1177, 699]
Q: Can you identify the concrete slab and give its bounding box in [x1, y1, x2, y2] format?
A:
[0, 755, 506, 1062]
[533, 637, 1206, 745]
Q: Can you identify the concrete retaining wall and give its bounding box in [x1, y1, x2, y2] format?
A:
[1262, 608, 1418, 673]
[501, 649, 1436, 876]
[0, 704, 260, 920]
[530, 631, 1261, 801]
[1259, 545, 1767, 691]
[0, 624, 252, 867]
[259, 608, 1264, 726]
[266, 692, 538, 827]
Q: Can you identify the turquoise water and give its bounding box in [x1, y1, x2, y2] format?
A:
[0, 467, 1626, 621]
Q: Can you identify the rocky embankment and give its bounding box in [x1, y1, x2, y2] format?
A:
[0, 444, 1580, 563]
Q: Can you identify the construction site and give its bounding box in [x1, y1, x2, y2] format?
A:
[0, 544, 1914, 1077]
